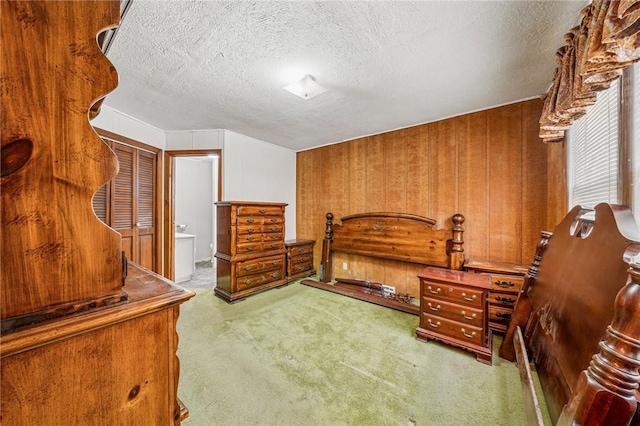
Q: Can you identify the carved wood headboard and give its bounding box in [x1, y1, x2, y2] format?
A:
[319, 211, 465, 283]
[501, 203, 640, 425]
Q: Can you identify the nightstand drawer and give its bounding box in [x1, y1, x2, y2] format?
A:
[422, 281, 484, 309]
[489, 305, 513, 325]
[489, 290, 518, 307]
[237, 206, 283, 216]
[237, 269, 284, 291]
[236, 255, 284, 277]
[488, 274, 524, 292]
[421, 313, 485, 347]
[422, 296, 484, 327]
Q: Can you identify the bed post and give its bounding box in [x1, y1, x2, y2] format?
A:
[449, 213, 465, 270]
[557, 262, 640, 426]
[320, 213, 334, 283]
[499, 231, 552, 361]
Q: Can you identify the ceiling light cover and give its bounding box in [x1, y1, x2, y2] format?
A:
[283, 75, 327, 100]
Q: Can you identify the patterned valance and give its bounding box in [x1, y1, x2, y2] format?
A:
[540, 0, 640, 142]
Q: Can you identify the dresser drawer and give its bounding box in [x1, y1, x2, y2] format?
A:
[237, 225, 262, 236]
[263, 224, 284, 233]
[237, 216, 262, 226]
[421, 313, 485, 347]
[290, 261, 313, 275]
[488, 274, 524, 292]
[489, 290, 518, 307]
[237, 269, 284, 291]
[236, 255, 284, 277]
[238, 233, 261, 243]
[263, 232, 284, 242]
[290, 254, 312, 265]
[489, 305, 513, 325]
[237, 206, 283, 216]
[263, 241, 284, 251]
[422, 296, 484, 328]
[236, 242, 262, 254]
[289, 244, 313, 257]
[421, 280, 484, 309]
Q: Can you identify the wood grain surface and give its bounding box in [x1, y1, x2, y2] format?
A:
[296, 99, 550, 295]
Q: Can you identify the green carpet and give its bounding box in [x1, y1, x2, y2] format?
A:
[177, 281, 530, 426]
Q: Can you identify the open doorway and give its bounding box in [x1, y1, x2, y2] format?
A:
[164, 149, 222, 283]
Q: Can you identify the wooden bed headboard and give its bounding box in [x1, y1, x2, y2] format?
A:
[319, 211, 465, 283]
[501, 203, 640, 425]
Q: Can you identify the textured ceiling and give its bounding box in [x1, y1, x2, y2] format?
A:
[104, 0, 588, 152]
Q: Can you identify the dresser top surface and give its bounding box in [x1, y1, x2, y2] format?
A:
[418, 266, 491, 289]
[284, 239, 316, 247]
[465, 259, 528, 275]
[215, 201, 288, 207]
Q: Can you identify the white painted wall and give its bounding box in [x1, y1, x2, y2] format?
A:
[90, 105, 165, 149]
[175, 157, 214, 261]
[222, 131, 296, 240]
[166, 130, 223, 150]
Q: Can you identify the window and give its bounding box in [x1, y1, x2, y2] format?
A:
[567, 78, 620, 210]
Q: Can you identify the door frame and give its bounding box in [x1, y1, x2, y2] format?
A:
[94, 128, 163, 274]
[163, 149, 222, 281]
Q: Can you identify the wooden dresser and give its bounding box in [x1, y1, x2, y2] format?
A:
[215, 201, 288, 303]
[285, 239, 316, 282]
[416, 267, 492, 365]
[464, 260, 527, 333]
[1, 1, 194, 424]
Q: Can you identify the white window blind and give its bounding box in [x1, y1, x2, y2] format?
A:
[568, 78, 620, 209]
[632, 62, 639, 217]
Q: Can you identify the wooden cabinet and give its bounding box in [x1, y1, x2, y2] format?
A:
[285, 239, 316, 282]
[1, 263, 193, 425]
[416, 267, 492, 365]
[215, 201, 288, 303]
[1, 1, 193, 424]
[464, 260, 527, 333]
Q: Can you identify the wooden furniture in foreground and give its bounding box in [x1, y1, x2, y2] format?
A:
[416, 267, 492, 365]
[1, 1, 194, 423]
[215, 201, 288, 303]
[285, 239, 316, 282]
[1, 263, 194, 424]
[302, 212, 465, 312]
[500, 204, 640, 425]
[464, 260, 527, 333]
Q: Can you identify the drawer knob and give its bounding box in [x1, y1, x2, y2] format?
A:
[271, 272, 278, 278]
[496, 280, 514, 288]
[427, 319, 441, 328]
[270, 244, 278, 248]
[246, 246, 255, 251]
[272, 261, 279, 265]
[259, 209, 267, 213]
[427, 286, 441, 294]
[461, 328, 476, 339]
[461, 310, 476, 320]
[247, 219, 254, 223]
[246, 236, 254, 241]
[270, 218, 277, 222]
[270, 226, 278, 231]
[247, 228, 255, 233]
[494, 296, 516, 303]
[244, 279, 253, 285]
[461, 292, 477, 302]
[243, 265, 253, 271]
[427, 303, 441, 311]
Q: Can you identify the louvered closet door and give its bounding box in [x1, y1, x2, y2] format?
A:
[112, 144, 136, 262]
[136, 150, 155, 270]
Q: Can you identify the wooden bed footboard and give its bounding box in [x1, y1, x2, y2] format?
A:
[500, 204, 640, 425]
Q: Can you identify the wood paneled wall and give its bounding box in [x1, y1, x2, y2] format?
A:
[296, 99, 552, 296]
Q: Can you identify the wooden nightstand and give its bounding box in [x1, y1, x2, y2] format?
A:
[416, 266, 492, 365]
[285, 239, 316, 282]
[464, 260, 528, 333]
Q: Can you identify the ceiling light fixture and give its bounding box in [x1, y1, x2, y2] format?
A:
[283, 74, 327, 100]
